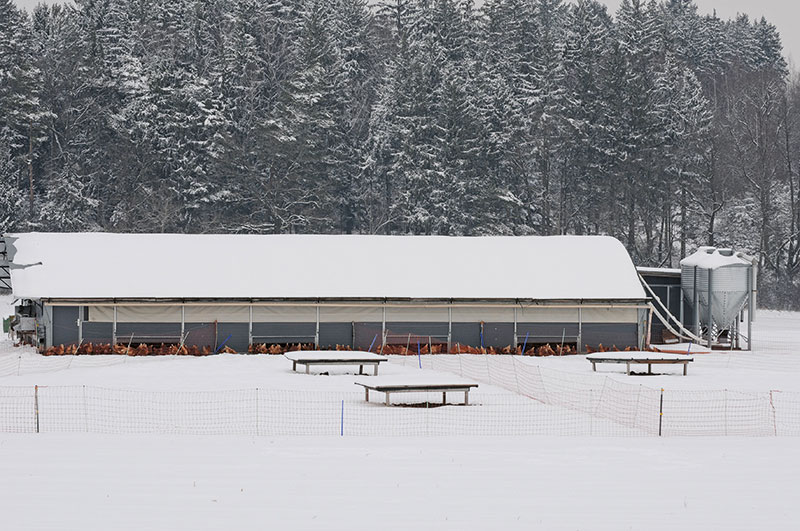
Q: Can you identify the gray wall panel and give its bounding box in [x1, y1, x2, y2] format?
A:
[451, 323, 480, 347]
[516, 323, 580, 343]
[319, 322, 352, 348]
[483, 323, 514, 348]
[582, 323, 638, 350]
[52, 306, 79, 346]
[217, 323, 249, 352]
[384, 322, 449, 343]
[116, 323, 182, 344]
[251, 322, 316, 344]
[82, 322, 113, 343]
[353, 322, 382, 350]
[184, 322, 218, 347]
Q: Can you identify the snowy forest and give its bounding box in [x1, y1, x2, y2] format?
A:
[1, 0, 799, 307]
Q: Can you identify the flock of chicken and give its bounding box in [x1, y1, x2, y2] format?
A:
[42, 342, 237, 356]
[40, 341, 636, 357]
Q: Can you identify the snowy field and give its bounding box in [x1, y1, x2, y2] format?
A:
[2, 435, 798, 531]
[2, 295, 800, 529]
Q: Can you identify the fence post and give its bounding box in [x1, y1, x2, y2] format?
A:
[425, 399, 429, 436]
[658, 388, 664, 437]
[34, 385, 39, 434]
[593, 378, 608, 421]
[83, 385, 88, 433]
[724, 389, 728, 437]
[769, 390, 778, 436]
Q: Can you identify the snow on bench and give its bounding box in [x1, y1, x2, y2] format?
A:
[586, 351, 694, 376]
[650, 343, 711, 355]
[354, 375, 479, 406]
[283, 351, 388, 375]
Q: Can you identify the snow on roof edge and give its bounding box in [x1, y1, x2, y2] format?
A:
[9, 232, 647, 301]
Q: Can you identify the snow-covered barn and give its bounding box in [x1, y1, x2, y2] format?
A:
[4, 233, 649, 353]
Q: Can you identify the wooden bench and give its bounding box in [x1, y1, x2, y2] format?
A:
[355, 378, 479, 406]
[586, 352, 694, 376]
[284, 351, 388, 375]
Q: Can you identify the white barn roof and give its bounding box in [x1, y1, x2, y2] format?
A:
[7, 233, 646, 301]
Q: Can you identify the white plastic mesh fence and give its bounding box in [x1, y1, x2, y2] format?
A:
[0, 385, 647, 436]
[3, 345, 800, 436]
[2, 378, 799, 437]
[391, 355, 800, 437]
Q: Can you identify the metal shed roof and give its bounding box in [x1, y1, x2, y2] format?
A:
[6, 233, 646, 301]
[680, 247, 754, 270]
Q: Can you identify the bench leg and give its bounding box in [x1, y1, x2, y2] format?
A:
[365, 388, 369, 402]
[292, 361, 296, 372]
[385, 392, 390, 406]
[648, 363, 652, 375]
[592, 362, 596, 372]
[373, 364, 378, 376]
[464, 389, 469, 406]
[305, 364, 310, 375]
[359, 364, 363, 375]
[626, 362, 630, 375]
[684, 363, 687, 376]
[442, 392, 447, 405]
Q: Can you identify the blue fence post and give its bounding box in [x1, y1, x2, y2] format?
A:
[521, 332, 530, 355]
[367, 334, 378, 353]
[417, 340, 422, 369]
[215, 334, 232, 353]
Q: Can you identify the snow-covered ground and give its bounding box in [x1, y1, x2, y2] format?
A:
[2, 295, 800, 529]
[2, 435, 797, 531]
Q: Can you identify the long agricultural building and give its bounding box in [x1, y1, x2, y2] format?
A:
[5, 233, 650, 353]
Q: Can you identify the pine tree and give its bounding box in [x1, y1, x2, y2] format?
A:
[561, 0, 613, 235]
[0, 0, 49, 221]
[0, 130, 27, 230]
[609, 0, 664, 258]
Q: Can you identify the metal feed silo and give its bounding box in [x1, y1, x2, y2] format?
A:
[681, 247, 757, 349]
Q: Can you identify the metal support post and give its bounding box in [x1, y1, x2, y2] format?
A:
[706, 269, 713, 348]
[577, 307, 583, 353]
[248, 305, 253, 348]
[513, 307, 518, 351]
[693, 266, 700, 337]
[381, 305, 386, 349]
[447, 306, 452, 352]
[112, 306, 117, 345]
[665, 285, 671, 316]
[315, 305, 320, 348]
[77, 306, 83, 346]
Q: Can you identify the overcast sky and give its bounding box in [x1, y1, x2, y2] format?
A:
[13, 0, 798, 65]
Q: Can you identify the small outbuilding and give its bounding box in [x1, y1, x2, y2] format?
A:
[5, 233, 649, 353]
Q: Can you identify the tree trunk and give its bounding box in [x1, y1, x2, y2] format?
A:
[28, 121, 34, 217]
